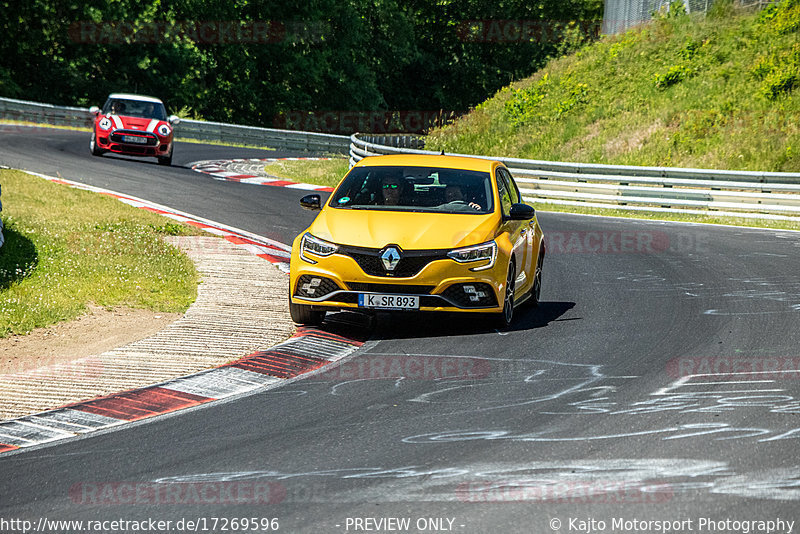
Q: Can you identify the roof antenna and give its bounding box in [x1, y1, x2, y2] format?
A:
[440, 150, 445, 155]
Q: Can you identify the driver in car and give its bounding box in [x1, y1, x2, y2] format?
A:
[444, 184, 482, 210]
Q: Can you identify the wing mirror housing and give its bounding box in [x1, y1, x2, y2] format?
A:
[89, 106, 100, 114]
[300, 194, 322, 211]
[168, 115, 181, 125]
[508, 203, 535, 221]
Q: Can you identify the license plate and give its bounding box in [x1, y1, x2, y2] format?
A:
[122, 135, 148, 144]
[358, 293, 419, 310]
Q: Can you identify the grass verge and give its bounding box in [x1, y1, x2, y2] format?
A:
[262, 157, 351, 188]
[0, 169, 202, 337]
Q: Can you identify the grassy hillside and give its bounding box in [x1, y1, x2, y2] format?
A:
[426, 0, 800, 172]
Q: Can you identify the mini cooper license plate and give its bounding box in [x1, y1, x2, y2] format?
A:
[122, 135, 148, 144]
[358, 294, 420, 310]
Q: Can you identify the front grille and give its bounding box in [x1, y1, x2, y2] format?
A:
[110, 144, 155, 155]
[441, 283, 498, 308]
[346, 282, 434, 294]
[339, 245, 449, 278]
[419, 295, 445, 307]
[294, 275, 341, 298]
[110, 130, 158, 146]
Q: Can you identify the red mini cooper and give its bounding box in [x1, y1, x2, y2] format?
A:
[89, 93, 180, 166]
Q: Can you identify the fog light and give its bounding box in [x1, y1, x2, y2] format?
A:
[463, 284, 488, 302]
[302, 278, 322, 295]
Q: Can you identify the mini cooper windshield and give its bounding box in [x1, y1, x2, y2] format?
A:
[330, 166, 494, 214]
[102, 98, 168, 121]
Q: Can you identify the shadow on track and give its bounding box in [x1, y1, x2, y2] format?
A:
[320, 301, 576, 342]
[92, 153, 175, 168]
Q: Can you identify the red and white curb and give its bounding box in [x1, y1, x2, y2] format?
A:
[190, 158, 334, 192]
[0, 169, 364, 455]
[20, 170, 293, 272]
[0, 328, 362, 454]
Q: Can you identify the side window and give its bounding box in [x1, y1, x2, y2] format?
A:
[495, 169, 513, 217]
[500, 168, 520, 204]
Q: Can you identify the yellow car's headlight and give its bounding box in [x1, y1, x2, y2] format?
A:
[300, 233, 338, 264]
[447, 240, 497, 271]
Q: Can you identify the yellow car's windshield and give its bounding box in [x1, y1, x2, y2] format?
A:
[330, 166, 494, 214]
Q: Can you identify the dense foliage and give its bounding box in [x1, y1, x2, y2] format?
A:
[0, 0, 601, 131]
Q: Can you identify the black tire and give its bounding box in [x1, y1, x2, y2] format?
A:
[531, 246, 544, 307]
[495, 260, 516, 328]
[157, 147, 173, 166]
[89, 134, 104, 156]
[289, 298, 326, 326]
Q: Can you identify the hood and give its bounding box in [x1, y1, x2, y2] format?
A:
[107, 114, 165, 133]
[309, 208, 500, 250]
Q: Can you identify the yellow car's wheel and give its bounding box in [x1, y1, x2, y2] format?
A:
[289, 297, 326, 326]
[531, 246, 544, 307]
[496, 260, 516, 328]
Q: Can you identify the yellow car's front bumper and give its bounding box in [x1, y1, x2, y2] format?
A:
[289, 243, 508, 314]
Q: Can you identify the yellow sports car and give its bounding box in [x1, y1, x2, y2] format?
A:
[289, 154, 545, 327]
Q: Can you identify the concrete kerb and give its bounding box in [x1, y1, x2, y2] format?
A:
[0, 169, 363, 455]
[189, 157, 335, 191]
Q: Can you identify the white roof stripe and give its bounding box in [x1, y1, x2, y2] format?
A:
[108, 93, 164, 103]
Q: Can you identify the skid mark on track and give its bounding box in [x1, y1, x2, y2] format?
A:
[153, 459, 800, 503]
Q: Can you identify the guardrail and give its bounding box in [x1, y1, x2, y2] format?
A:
[4, 95, 800, 219]
[350, 133, 800, 219]
[0, 97, 350, 154]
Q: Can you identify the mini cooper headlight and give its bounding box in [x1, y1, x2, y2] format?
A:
[98, 116, 113, 130]
[447, 240, 497, 271]
[300, 233, 338, 264]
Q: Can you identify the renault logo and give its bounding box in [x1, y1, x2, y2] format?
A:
[380, 246, 402, 271]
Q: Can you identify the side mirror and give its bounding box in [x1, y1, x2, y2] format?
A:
[300, 194, 322, 211]
[168, 115, 181, 125]
[89, 106, 100, 114]
[508, 203, 535, 221]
